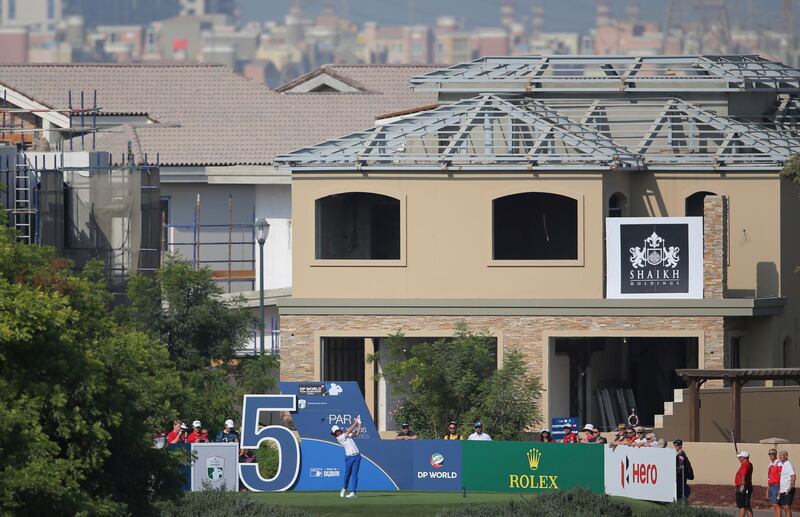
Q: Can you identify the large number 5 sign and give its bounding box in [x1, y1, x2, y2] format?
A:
[239, 394, 300, 492]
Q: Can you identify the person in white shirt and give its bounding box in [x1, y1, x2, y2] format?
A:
[331, 416, 362, 499]
[467, 421, 492, 441]
[778, 450, 796, 516]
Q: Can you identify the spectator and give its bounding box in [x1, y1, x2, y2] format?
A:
[645, 433, 658, 447]
[768, 448, 782, 514]
[581, 424, 598, 443]
[216, 419, 240, 443]
[614, 426, 635, 445]
[467, 422, 492, 441]
[239, 448, 256, 463]
[187, 420, 209, 443]
[332, 415, 362, 499]
[735, 450, 754, 517]
[633, 427, 648, 445]
[561, 424, 578, 443]
[596, 436, 608, 444]
[540, 428, 553, 443]
[779, 450, 795, 517]
[167, 420, 188, 444]
[674, 439, 694, 501]
[613, 424, 626, 442]
[443, 421, 461, 440]
[396, 423, 418, 440]
[657, 438, 668, 448]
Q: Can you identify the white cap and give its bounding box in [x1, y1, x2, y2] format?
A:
[180, 423, 188, 430]
[192, 420, 201, 428]
[737, 450, 749, 458]
[331, 425, 341, 433]
[225, 419, 235, 429]
[583, 424, 595, 432]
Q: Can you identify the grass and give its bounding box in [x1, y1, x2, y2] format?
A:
[251, 491, 662, 517]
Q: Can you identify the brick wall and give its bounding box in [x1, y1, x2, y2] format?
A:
[703, 195, 728, 299]
[280, 314, 725, 382]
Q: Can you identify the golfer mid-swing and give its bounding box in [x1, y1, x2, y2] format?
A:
[331, 415, 362, 498]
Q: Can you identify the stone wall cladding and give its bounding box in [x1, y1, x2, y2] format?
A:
[280, 314, 725, 382]
[703, 195, 728, 299]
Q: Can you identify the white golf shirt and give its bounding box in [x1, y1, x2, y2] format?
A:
[337, 431, 360, 456]
[467, 431, 492, 441]
[780, 460, 795, 493]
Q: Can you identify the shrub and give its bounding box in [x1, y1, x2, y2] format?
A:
[641, 504, 726, 517]
[156, 489, 310, 517]
[438, 488, 633, 517]
[257, 441, 280, 479]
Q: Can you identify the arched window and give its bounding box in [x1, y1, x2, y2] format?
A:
[315, 192, 400, 259]
[492, 192, 578, 260]
[685, 191, 716, 217]
[608, 192, 627, 218]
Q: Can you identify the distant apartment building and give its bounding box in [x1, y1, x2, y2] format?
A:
[63, 0, 179, 28]
[0, 27, 27, 63]
[0, 0, 61, 30]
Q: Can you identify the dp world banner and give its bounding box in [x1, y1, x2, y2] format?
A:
[462, 441, 604, 493]
[605, 445, 676, 502]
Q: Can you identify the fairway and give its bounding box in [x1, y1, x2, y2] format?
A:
[251, 491, 661, 517]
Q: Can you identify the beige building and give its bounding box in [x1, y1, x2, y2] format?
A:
[275, 55, 800, 442]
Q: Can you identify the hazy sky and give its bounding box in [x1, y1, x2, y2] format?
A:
[239, 0, 788, 33]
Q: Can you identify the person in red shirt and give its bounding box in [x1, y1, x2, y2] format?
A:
[735, 450, 754, 517]
[187, 420, 209, 443]
[561, 424, 578, 443]
[166, 420, 188, 445]
[767, 449, 783, 516]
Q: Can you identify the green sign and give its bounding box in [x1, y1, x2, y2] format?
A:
[462, 441, 604, 493]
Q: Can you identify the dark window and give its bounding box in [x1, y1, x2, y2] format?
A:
[316, 192, 400, 260]
[608, 192, 627, 218]
[685, 191, 716, 217]
[493, 192, 578, 260]
[47, 0, 55, 19]
[322, 337, 365, 398]
[9, 0, 16, 19]
[730, 336, 741, 369]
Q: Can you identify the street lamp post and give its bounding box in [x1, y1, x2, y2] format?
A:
[255, 218, 270, 355]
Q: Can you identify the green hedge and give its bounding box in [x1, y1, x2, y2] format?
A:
[437, 489, 726, 517]
[156, 490, 309, 517]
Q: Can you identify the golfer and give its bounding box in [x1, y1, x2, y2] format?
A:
[332, 416, 362, 499]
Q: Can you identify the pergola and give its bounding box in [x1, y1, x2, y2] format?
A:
[675, 368, 800, 442]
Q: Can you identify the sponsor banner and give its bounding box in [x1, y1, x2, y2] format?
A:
[190, 442, 239, 492]
[606, 217, 703, 299]
[550, 417, 579, 441]
[604, 445, 676, 502]
[279, 381, 379, 443]
[411, 441, 462, 491]
[292, 439, 398, 491]
[462, 441, 604, 493]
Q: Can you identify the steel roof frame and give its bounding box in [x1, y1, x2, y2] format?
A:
[275, 94, 800, 171]
[409, 55, 800, 93]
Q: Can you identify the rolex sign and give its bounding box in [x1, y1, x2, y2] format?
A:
[606, 217, 703, 299]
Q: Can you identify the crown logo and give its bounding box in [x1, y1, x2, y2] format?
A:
[526, 448, 542, 471]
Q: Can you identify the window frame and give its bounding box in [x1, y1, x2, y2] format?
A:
[311, 190, 407, 267]
[487, 190, 585, 267]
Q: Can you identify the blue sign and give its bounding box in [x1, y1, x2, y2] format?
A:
[550, 417, 579, 440]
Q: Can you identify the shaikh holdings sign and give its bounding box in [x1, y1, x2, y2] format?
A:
[461, 441, 604, 493]
[604, 445, 676, 502]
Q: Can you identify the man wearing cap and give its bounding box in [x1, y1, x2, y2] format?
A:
[332, 415, 362, 499]
[561, 424, 578, 443]
[396, 423, 418, 440]
[768, 448, 782, 515]
[187, 420, 208, 443]
[216, 419, 239, 443]
[467, 422, 492, 441]
[735, 450, 754, 517]
[778, 450, 795, 517]
[443, 422, 461, 440]
[674, 439, 694, 501]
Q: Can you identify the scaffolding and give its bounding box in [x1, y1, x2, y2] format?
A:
[163, 193, 257, 293]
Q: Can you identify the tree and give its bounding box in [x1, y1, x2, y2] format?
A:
[466, 350, 543, 440]
[0, 223, 185, 515]
[781, 154, 800, 184]
[372, 322, 542, 440]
